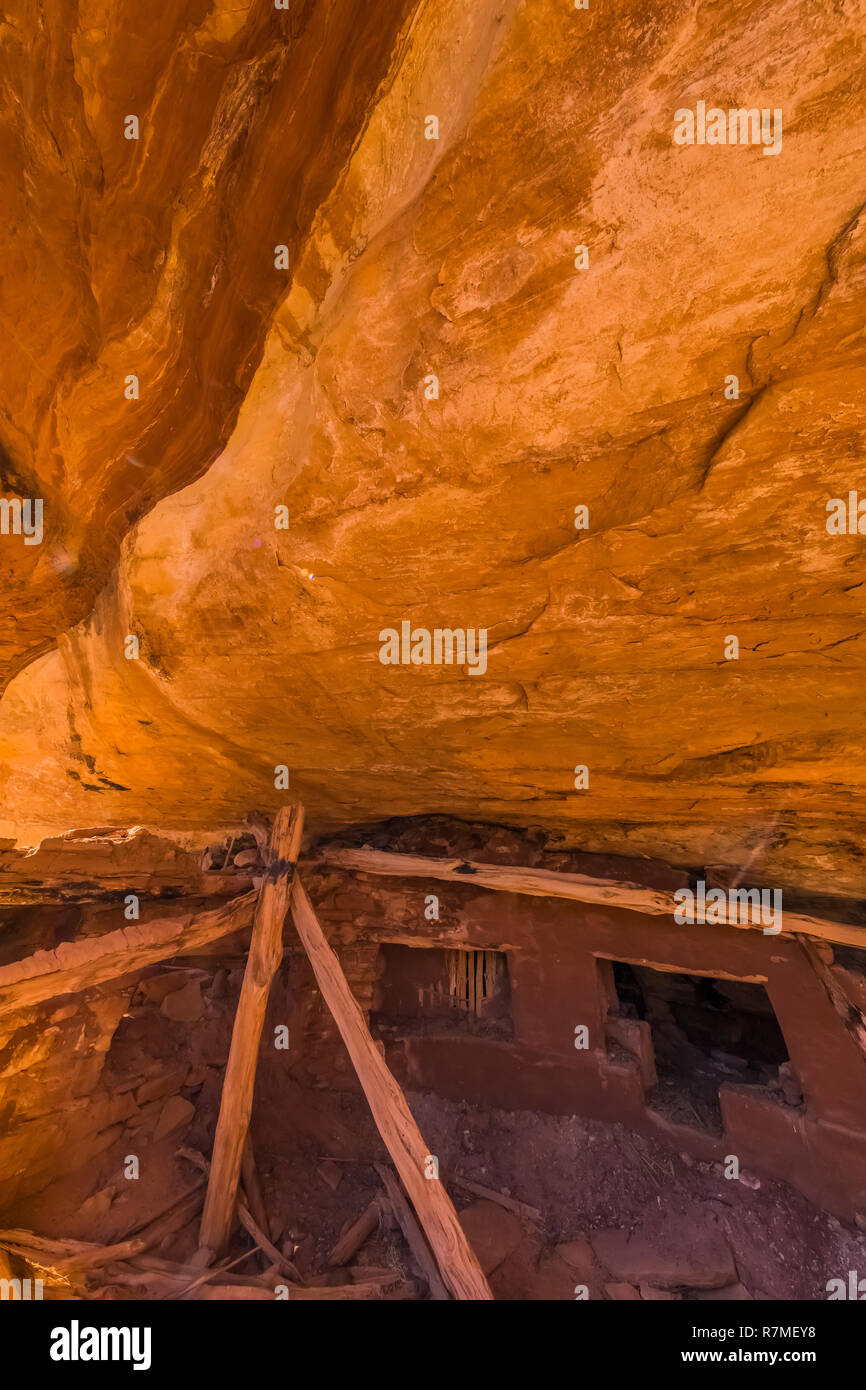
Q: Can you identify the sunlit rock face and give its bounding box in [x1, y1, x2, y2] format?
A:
[0, 0, 413, 682]
[1, 0, 865, 898]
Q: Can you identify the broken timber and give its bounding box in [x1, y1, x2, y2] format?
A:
[317, 846, 865, 950]
[796, 934, 866, 1064]
[290, 874, 493, 1300]
[329, 1197, 384, 1266]
[375, 1163, 449, 1301]
[199, 805, 304, 1259]
[0, 891, 257, 1024]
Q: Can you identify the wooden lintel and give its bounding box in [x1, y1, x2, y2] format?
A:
[290, 874, 492, 1300]
[316, 846, 865, 950]
[198, 806, 304, 1259]
[0, 891, 258, 1024]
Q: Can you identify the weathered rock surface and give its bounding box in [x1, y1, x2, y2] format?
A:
[591, 1219, 737, 1289]
[1, 0, 865, 898]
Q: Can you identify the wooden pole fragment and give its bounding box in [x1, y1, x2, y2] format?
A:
[7, 1184, 208, 1274]
[194, 1276, 416, 1300]
[796, 935, 866, 1063]
[317, 846, 865, 949]
[199, 806, 304, 1258]
[329, 1197, 383, 1266]
[447, 1171, 542, 1223]
[290, 876, 492, 1300]
[375, 1163, 449, 1301]
[236, 1202, 304, 1285]
[241, 1134, 272, 1240]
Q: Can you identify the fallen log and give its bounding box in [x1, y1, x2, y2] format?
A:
[0, 892, 257, 1023]
[317, 846, 865, 949]
[290, 875, 492, 1300]
[194, 1276, 416, 1300]
[0, 1184, 205, 1276]
[199, 806, 304, 1258]
[56, 1186, 206, 1272]
[329, 1197, 384, 1266]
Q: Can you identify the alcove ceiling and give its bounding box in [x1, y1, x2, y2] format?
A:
[0, 0, 864, 899]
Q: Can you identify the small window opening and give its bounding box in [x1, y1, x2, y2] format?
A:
[371, 943, 512, 1040]
[446, 948, 503, 1014]
[610, 960, 790, 1133]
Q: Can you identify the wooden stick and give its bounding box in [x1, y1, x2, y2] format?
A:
[446, 1172, 542, 1223]
[241, 1134, 272, 1240]
[375, 1163, 449, 1301]
[199, 806, 304, 1258]
[0, 1186, 203, 1274]
[317, 846, 865, 949]
[796, 934, 866, 1061]
[194, 1276, 416, 1300]
[0, 891, 257, 1023]
[236, 1201, 304, 1285]
[329, 1197, 383, 1266]
[290, 875, 492, 1300]
[172, 1245, 265, 1301]
[54, 1185, 205, 1272]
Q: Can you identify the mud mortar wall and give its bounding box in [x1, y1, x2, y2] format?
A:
[302, 866, 866, 1220]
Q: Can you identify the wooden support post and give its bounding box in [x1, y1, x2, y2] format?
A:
[199, 806, 304, 1259]
[290, 875, 493, 1300]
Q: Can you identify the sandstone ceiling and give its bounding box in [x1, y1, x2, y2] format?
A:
[1, 0, 865, 901]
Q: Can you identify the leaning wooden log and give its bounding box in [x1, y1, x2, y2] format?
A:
[329, 1197, 384, 1266]
[290, 875, 492, 1300]
[199, 806, 304, 1259]
[375, 1163, 449, 1301]
[317, 846, 864, 949]
[241, 1134, 272, 1241]
[0, 891, 257, 1024]
[0, 827, 251, 905]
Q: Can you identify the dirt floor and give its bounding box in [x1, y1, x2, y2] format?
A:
[12, 1086, 866, 1300]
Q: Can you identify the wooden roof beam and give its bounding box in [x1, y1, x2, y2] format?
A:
[316, 846, 865, 950]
